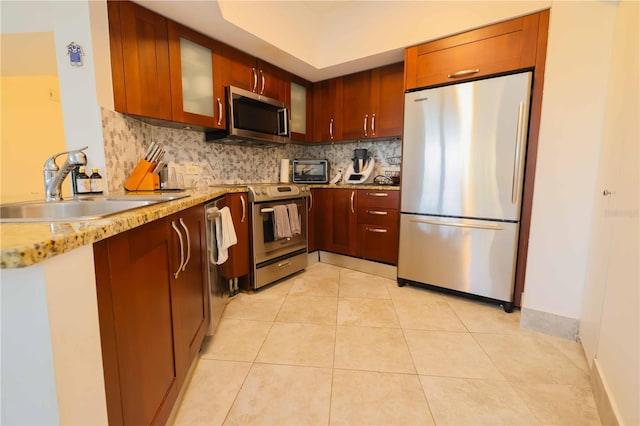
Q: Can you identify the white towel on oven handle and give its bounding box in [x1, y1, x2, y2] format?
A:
[273, 205, 292, 239]
[287, 203, 301, 235]
[207, 206, 237, 265]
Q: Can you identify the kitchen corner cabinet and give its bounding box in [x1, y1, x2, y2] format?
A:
[219, 192, 250, 279]
[108, 0, 172, 120]
[220, 45, 290, 103]
[341, 62, 404, 140]
[404, 12, 541, 90]
[94, 204, 208, 425]
[356, 189, 400, 264]
[168, 21, 225, 129]
[314, 78, 343, 142]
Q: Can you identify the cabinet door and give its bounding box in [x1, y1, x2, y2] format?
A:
[290, 79, 314, 142]
[168, 22, 225, 129]
[110, 1, 172, 120]
[221, 45, 256, 92]
[314, 78, 343, 142]
[308, 189, 319, 251]
[325, 189, 358, 256]
[170, 205, 209, 384]
[370, 62, 404, 138]
[341, 70, 372, 140]
[257, 60, 289, 102]
[219, 193, 250, 279]
[94, 218, 178, 426]
[405, 13, 540, 90]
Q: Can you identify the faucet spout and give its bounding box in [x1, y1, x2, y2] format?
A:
[44, 147, 88, 202]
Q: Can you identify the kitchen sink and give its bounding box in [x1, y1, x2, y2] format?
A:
[0, 194, 189, 223]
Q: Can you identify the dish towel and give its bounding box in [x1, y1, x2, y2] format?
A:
[273, 205, 292, 239]
[287, 203, 301, 235]
[208, 206, 237, 265]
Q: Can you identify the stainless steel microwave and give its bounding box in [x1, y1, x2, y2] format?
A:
[292, 159, 329, 183]
[205, 86, 289, 146]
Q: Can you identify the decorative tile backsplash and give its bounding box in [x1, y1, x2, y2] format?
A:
[101, 108, 402, 191]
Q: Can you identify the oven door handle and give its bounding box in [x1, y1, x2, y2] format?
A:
[261, 207, 275, 213]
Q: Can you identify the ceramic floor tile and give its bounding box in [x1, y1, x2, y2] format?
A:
[250, 278, 294, 299]
[289, 275, 339, 297]
[404, 329, 504, 379]
[174, 359, 251, 426]
[337, 297, 399, 328]
[275, 295, 338, 325]
[338, 269, 392, 299]
[512, 383, 601, 425]
[330, 369, 434, 425]
[387, 283, 446, 303]
[446, 298, 523, 334]
[200, 319, 272, 362]
[224, 363, 331, 426]
[474, 333, 591, 386]
[255, 322, 336, 367]
[222, 293, 285, 322]
[302, 262, 343, 279]
[536, 333, 591, 373]
[420, 376, 540, 425]
[334, 326, 416, 374]
[393, 299, 468, 331]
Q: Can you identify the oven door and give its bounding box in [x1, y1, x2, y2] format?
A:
[252, 197, 307, 264]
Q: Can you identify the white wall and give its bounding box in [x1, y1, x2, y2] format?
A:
[522, 1, 619, 319]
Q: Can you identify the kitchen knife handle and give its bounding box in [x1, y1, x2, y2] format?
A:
[179, 218, 191, 272]
[512, 101, 525, 204]
[240, 195, 246, 222]
[409, 218, 504, 231]
[363, 114, 368, 137]
[350, 191, 355, 214]
[171, 221, 185, 278]
[447, 68, 480, 78]
[217, 98, 223, 126]
[329, 118, 334, 140]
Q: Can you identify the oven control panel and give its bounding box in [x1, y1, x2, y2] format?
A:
[248, 184, 310, 202]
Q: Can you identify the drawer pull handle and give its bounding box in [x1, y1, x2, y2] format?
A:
[277, 261, 291, 268]
[367, 192, 389, 197]
[367, 227, 388, 233]
[448, 68, 480, 78]
[367, 210, 388, 216]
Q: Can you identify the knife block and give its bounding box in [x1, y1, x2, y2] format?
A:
[124, 159, 160, 191]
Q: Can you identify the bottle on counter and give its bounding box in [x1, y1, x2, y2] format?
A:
[75, 167, 91, 194]
[90, 168, 104, 194]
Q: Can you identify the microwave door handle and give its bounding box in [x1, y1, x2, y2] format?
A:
[278, 108, 289, 136]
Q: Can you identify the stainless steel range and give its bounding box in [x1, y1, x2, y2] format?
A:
[247, 183, 310, 289]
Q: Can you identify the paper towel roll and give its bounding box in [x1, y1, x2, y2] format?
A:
[280, 159, 290, 183]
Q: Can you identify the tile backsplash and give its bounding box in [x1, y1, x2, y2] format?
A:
[101, 108, 401, 192]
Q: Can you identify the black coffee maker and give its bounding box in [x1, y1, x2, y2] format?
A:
[352, 149, 369, 173]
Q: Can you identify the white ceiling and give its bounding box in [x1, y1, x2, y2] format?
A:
[134, 1, 550, 82]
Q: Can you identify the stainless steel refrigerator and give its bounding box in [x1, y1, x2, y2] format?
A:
[398, 71, 532, 311]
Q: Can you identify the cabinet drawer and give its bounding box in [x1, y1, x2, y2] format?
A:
[357, 190, 400, 208]
[356, 224, 398, 265]
[405, 13, 540, 90]
[357, 206, 398, 227]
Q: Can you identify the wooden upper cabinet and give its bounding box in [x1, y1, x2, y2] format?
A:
[167, 22, 225, 129]
[220, 45, 289, 103]
[405, 12, 541, 90]
[314, 78, 343, 142]
[108, 0, 172, 120]
[289, 77, 314, 142]
[341, 62, 404, 140]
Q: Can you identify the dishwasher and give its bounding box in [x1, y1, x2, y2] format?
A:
[204, 197, 228, 335]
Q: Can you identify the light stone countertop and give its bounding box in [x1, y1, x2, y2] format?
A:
[0, 183, 399, 269]
[0, 186, 247, 269]
[307, 184, 400, 190]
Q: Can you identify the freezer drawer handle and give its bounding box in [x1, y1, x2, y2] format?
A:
[366, 227, 388, 233]
[447, 68, 480, 78]
[367, 210, 388, 216]
[409, 218, 504, 231]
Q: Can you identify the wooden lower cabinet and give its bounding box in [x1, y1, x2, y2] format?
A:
[308, 189, 319, 251]
[94, 204, 208, 425]
[322, 188, 358, 256]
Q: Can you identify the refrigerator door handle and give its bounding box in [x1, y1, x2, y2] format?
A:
[512, 101, 526, 204]
[409, 217, 505, 231]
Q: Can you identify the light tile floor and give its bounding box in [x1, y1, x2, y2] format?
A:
[173, 263, 601, 425]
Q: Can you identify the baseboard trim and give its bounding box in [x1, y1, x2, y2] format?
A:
[520, 307, 579, 340]
[591, 358, 621, 426]
[318, 251, 396, 280]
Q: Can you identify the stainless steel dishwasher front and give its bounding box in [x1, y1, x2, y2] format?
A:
[204, 197, 228, 335]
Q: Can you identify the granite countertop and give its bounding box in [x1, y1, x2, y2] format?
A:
[0, 183, 400, 269]
[0, 186, 247, 269]
[307, 183, 400, 190]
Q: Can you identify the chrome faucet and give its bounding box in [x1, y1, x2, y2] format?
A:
[43, 146, 88, 201]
